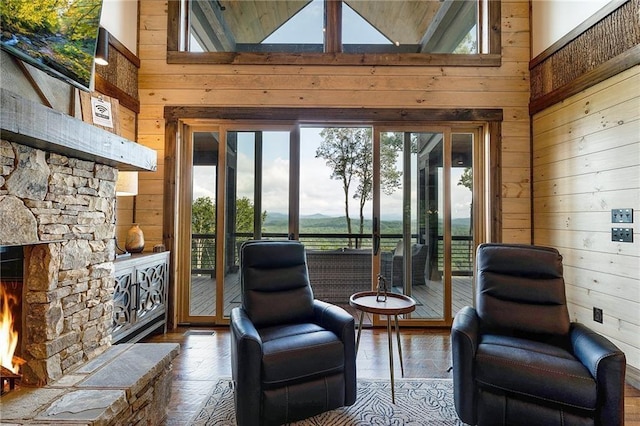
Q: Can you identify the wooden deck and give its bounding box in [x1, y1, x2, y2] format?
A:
[189, 273, 473, 323]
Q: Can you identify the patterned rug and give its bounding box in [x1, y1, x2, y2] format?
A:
[189, 378, 466, 425]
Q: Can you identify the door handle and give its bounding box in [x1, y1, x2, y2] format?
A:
[373, 217, 380, 255]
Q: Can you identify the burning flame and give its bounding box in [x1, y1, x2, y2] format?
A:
[0, 286, 20, 374]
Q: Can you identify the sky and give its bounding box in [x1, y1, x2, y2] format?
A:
[264, 0, 391, 45]
[192, 128, 473, 221]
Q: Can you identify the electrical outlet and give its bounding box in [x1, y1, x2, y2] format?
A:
[611, 208, 633, 223]
[593, 307, 603, 324]
[611, 228, 633, 242]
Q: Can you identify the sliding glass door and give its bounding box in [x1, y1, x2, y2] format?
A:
[375, 128, 480, 324]
[176, 122, 485, 326]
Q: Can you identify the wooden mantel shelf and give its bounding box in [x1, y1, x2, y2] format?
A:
[0, 89, 156, 172]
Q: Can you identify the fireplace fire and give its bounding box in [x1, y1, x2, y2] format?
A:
[1, 245, 24, 394]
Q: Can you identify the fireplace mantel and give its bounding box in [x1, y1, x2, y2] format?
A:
[1, 88, 156, 172]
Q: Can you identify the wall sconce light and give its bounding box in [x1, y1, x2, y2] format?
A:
[115, 171, 138, 197]
[95, 27, 109, 66]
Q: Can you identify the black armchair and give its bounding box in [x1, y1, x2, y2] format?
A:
[451, 243, 626, 426]
[230, 240, 357, 426]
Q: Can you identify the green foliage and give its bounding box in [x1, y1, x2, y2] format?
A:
[192, 196, 216, 234]
[380, 133, 404, 195]
[60, 0, 102, 41]
[458, 167, 472, 190]
[1, 0, 100, 86]
[1, 0, 62, 33]
[191, 196, 265, 234]
[453, 30, 478, 54]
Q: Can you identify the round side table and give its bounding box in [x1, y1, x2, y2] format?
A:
[349, 291, 416, 404]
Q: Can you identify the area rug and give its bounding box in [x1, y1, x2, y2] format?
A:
[189, 378, 465, 425]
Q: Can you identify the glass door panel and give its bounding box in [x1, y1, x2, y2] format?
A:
[224, 130, 290, 317]
[189, 131, 219, 318]
[451, 132, 475, 318]
[379, 131, 445, 320]
[299, 126, 373, 307]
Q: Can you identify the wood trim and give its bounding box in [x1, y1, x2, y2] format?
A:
[488, 121, 502, 243]
[164, 106, 504, 123]
[1, 88, 155, 171]
[529, 46, 640, 115]
[627, 364, 640, 391]
[529, 0, 639, 112]
[94, 75, 140, 113]
[167, 0, 180, 52]
[14, 58, 54, 108]
[325, 0, 342, 53]
[529, 0, 629, 69]
[488, 0, 501, 55]
[163, 119, 178, 330]
[167, 50, 501, 67]
[109, 34, 141, 68]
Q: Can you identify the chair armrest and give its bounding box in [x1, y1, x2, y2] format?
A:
[450, 305, 480, 425]
[230, 307, 263, 426]
[313, 300, 354, 338]
[570, 323, 626, 426]
[312, 300, 357, 405]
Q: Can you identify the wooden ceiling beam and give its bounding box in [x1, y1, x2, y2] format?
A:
[420, 0, 476, 53]
[190, 0, 235, 51]
[325, 0, 342, 53]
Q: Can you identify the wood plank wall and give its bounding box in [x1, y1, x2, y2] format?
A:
[137, 0, 533, 251]
[532, 65, 640, 373]
[93, 36, 142, 249]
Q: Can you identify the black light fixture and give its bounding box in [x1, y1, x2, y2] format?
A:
[95, 26, 109, 66]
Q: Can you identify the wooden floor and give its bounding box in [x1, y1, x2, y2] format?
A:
[145, 326, 640, 426]
[189, 272, 473, 321]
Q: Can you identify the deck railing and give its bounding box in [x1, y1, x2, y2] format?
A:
[191, 233, 473, 276]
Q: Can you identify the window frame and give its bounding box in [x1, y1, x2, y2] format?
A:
[166, 0, 501, 67]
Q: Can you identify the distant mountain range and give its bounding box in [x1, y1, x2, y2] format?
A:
[263, 212, 471, 235]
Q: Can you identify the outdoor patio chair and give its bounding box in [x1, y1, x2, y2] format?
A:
[388, 241, 428, 287]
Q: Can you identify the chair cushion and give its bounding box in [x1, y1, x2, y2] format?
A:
[259, 323, 344, 389]
[476, 243, 571, 335]
[476, 334, 597, 412]
[241, 240, 315, 327]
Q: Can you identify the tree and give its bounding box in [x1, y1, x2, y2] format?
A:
[235, 197, 267, 233]
[458, 167, 472, 191]
[316, 128, 403, 248]
[192, 196, 215, 234]
[453, 30, 478, 54]
[457, 167, 473, 237]
[190, 196, 265, 270]
[191, 197, 215, 271]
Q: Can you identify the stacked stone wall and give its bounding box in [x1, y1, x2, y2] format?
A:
[0, 139, 117, 385]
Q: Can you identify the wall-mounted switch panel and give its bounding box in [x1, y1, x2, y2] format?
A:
[593, 307, 603, 324]
[611, 208, 633, 223]
[611, 228, 633, 242]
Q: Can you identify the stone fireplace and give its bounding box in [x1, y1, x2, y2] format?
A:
[1, 87, 159, 386]
[1, 139, 118, 386]
[0, 90, 176, 424]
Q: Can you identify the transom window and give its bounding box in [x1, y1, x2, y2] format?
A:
[170, 0, 500, 66]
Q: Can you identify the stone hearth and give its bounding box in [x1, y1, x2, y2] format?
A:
[1, 343, 180, 425]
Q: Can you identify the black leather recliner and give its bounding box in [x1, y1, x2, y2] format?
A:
[230, 240, 357, 426]
[451, 243, 626, 426]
